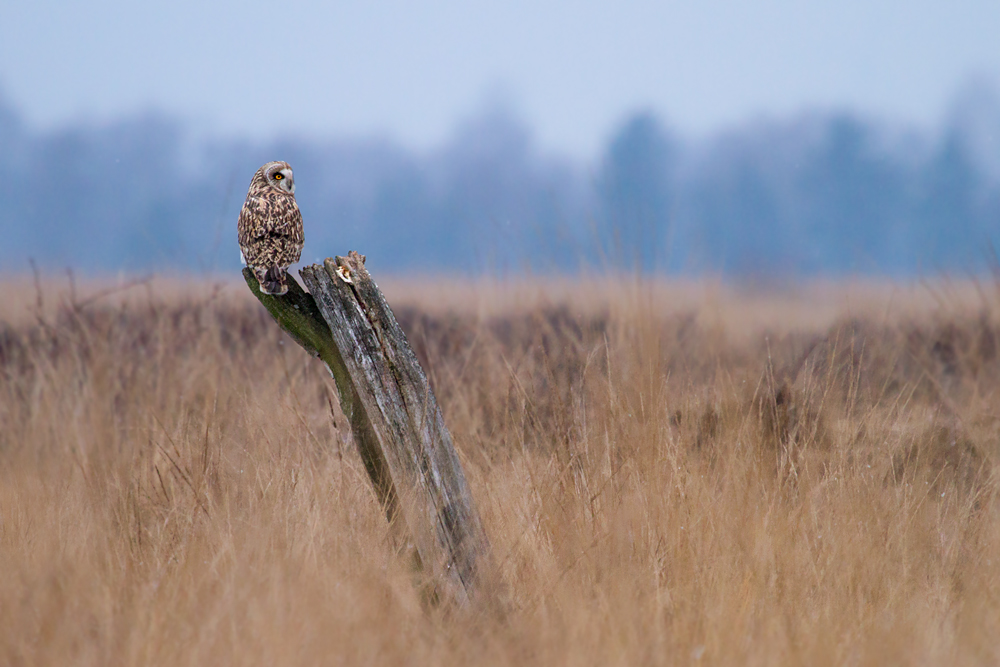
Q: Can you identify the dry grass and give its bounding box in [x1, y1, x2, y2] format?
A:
[2, 275, 1000, 665]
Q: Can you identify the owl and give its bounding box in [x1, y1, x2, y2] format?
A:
[238, 161, 305, 295]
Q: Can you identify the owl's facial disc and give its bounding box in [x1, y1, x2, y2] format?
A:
[268, 165, 296, 194]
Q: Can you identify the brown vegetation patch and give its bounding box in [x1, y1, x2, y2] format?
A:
[1, 278, 999, 665]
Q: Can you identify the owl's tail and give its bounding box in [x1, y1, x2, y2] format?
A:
[258, 266, 289, 296]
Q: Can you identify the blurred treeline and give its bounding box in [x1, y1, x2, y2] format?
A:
[2, 84, 999, 277]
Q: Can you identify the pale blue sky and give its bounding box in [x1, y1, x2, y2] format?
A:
[2, 0, 999, 157]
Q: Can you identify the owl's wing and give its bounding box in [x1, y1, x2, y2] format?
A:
[279, 204, 304, 243]
[237, 196, 267, 246]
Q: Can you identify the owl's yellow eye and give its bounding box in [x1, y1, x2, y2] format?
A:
[274, 173, 284, 180]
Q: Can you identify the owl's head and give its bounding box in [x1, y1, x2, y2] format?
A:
[258, 161, 296, 195]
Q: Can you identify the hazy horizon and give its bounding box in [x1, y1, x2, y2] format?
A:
[3, 79, 999, 277]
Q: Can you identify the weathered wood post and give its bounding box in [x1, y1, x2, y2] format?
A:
[243, 251, 496, 609]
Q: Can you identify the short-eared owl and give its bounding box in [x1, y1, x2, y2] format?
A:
[238, 161, 304, 295]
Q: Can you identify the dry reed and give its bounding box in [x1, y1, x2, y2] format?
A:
[1, 276, 999, 665]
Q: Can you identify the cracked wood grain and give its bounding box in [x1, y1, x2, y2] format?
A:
[243, 256, 496, 609]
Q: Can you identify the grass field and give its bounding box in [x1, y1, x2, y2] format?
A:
[1, 274, 999, 665]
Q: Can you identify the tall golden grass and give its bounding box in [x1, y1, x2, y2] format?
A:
[1, 275, 998, 665]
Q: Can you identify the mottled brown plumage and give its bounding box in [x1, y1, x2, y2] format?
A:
[237, 161, 304, 295]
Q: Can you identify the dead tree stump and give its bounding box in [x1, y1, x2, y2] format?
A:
[242, 252, 496, 609]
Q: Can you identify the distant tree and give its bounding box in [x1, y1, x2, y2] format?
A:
[435, 101, 580, 274]
[946, 77, 1000, 186]
[440, 103, 536, 272]
[597, 112, 675, 273]
[0, 91, 28, 264]
[796, 115, 910, 274]
[689, 156, 793, 276]
[914, 129, 984, 269]
[24, 114, 188, 269]
[0, 90, 22, 157]
[368, 159, 441, 269]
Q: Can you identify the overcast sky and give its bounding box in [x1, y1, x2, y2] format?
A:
[2, 0, 999, 157]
